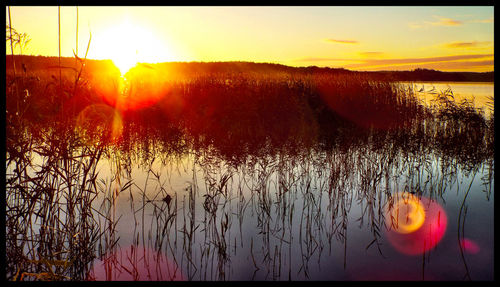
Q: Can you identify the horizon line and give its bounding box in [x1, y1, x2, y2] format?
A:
[5, 54, 495, 74]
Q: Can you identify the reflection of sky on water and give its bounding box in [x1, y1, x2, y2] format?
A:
[90, 245, 184, 281]
[90, 146, 493, 280]
[7, 77, 492, 280]
[403, 82, 494, 118]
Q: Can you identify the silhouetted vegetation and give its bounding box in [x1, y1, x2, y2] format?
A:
[5, 54, 494, 281]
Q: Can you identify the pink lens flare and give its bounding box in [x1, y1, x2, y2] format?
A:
[459, 238, 480, 254]
[385, 194, 447, 256]
[88, 245, 184, 281]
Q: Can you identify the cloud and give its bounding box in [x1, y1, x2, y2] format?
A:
[349, 60, 494, 72]
[293, 54, 493, 71]
[410, 16, 463, 29]
[444, 41, 492, 49]
[470, 17, 494, 23]
[426, 17, 463, 26]
[295, 54, 492, 64]
[349, 54, 492, 66]
[324, 38, 359, 44]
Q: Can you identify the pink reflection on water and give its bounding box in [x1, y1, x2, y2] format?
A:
[460, 238, 480, 254]
[88, 245, 184, 281]
[385, 194, 447, 256]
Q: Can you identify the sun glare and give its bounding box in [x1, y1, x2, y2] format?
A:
[94, 19, 171, 75]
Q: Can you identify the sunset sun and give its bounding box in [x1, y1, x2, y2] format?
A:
[94, 19, 171, 75]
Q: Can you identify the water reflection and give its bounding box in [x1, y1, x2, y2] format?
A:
[5, 72, 494, 281]
[88, 245, 184, 281]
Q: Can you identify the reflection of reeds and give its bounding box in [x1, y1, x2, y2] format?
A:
[6, 120, 109, 280]
[6, 59, 494, 167]
[6, 60, 494, 280]
[457, 168, 478, 281]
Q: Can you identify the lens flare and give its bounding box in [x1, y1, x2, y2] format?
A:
[385, 192, 447, 255]
[75, 104, 123, 146]
[88, 245, 184, 281]
[385, 192, 426, 234]
[460, 238, 480, 254]
[92, 64, 169, 111]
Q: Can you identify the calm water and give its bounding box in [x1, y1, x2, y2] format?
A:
[6, 80, 494, 281]
[88, 148, 493, 281]
[402, 81, 494, 118]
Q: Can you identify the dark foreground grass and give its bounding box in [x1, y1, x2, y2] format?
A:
[5, 62, 494, 280]
[6, 61, 493, 158]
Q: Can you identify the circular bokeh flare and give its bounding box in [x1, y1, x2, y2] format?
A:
[75, 104, 123, 146]
[385, 192, 447, 255]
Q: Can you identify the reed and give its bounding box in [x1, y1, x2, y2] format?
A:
[5, 40, 494, 280]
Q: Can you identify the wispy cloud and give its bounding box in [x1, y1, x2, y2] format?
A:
[470, 17, 494, 23]
[350, 60, 494, 72]
[426, 17, 463, 26]
[444, 41, 492, 49]
[409, 16, 463, 29]
[293, 54, 493, 71]
[350, 54, 492, 67]
[295, 54, 492, 64]
[324, 38, 359, 44]
[345, 55, 492, 68]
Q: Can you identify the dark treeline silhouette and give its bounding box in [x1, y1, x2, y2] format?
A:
[6, 55, 494, 82]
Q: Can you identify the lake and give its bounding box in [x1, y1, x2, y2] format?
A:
[86, 144, 493, 280]
[6, 76, 494, 281]
[402, 81, 494, 118]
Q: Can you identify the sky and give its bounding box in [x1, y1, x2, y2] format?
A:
[5, 6, 494, 73]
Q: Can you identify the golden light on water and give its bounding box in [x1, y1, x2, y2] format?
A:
[385, 192, 426, 234]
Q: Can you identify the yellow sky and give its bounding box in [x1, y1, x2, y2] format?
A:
[6, 6, 494, 72]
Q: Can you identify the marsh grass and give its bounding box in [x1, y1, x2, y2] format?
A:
[5, 55, 494, 280]
[5, 30, 116, 280]
[6, 118, 107, 280]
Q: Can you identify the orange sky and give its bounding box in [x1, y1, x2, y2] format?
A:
[6, 6, 494, 73]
